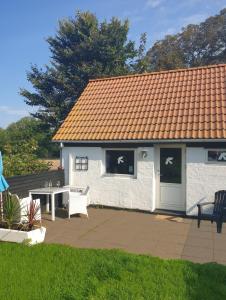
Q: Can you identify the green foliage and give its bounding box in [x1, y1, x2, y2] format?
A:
[2, 192, 21, 228]
[21, 11, 145, 130]
[147, 8, 226, 71]
[3, 138, 51, 177]
[0, 244, 226, 299]
[0, 128, 7, 147]
[133, 33, 149, 73]
[0, 117, 59, 158]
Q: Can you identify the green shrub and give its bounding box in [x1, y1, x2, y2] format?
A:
[3, 139, 50, 177]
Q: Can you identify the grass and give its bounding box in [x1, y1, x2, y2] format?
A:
[0, 243, 226, 300]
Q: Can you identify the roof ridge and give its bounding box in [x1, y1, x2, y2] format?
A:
[89, 63, 226, 83]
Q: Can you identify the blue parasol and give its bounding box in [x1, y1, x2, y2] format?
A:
[0, 151, 9, 192]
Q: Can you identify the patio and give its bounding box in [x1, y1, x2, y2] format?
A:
[43, 207, 226, 265]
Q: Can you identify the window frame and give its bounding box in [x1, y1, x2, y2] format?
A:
[75, 156, 88, 171]
[103, 148, 137, 178]
[206, 149, 226, 164]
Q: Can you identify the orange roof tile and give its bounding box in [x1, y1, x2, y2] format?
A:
[53, 64, 226, 141]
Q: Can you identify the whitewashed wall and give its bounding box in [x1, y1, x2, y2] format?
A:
[63, 145, 226, 216]
[186, 147, 226, 216]
[62, 146, 155, 211]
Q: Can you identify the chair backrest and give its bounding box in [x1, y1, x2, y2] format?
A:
[82, 186, 90, 196]
[20, 197, 41, 222]
[213, 190, 226, 215]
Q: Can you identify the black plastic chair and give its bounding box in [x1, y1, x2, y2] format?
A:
[197, 190, 226, 233]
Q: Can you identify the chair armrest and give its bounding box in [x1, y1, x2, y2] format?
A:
[197, 202, 214, 207]
[197, 202, 215, 217]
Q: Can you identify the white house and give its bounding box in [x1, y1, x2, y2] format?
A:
[53, 64, 226, 216]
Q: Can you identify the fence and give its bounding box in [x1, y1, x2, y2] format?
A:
[6, 170, 64, 198]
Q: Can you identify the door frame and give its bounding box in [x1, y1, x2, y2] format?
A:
[155, 144, 186, 212]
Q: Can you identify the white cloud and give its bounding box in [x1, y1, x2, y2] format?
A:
[146, 0, 163, 8]
[0, 106, 29, 117]
[182, 13, 208, 26]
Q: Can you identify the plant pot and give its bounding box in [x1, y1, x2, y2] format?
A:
[0, 226, 46, 245]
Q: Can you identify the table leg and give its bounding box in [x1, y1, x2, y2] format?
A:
[46, 195, 50, 212]
[51, 193, 55, 221]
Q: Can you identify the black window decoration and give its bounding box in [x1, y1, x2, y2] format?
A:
[106, 150, 134, 175]
[160, 148, 182, 184]
[207, 150, 226, 162]
[75, 156, 88, 171]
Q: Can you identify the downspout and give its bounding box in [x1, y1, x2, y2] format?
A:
[60, 142, 64, 169]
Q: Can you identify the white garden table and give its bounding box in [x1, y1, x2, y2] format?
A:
[29, 187, 69, 221]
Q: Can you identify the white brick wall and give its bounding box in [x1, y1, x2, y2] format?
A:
[62, 146, 155, 211]
[63, 145, 226, 216]
[186, 147, 226, 215]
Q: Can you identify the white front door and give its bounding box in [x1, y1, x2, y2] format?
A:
[156, 145, 185, 212]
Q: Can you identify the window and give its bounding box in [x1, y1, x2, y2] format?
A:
[105, 150, 135, 175]
[207, 150, 226, 163]
[160, 148, 182, 184]
[75, 156, 88, 171]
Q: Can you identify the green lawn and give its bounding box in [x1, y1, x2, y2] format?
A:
[0, 243, 226, 300]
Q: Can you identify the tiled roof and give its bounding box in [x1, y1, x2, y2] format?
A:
[53, 64, 226, 141]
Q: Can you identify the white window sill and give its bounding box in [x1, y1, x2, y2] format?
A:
[102, 173, 137, 179]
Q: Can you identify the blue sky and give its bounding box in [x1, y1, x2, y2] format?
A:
[0, 0, 225, 128]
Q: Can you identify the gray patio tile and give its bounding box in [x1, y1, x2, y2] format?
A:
[182, 245, 213, 260]
[124, 239, 158, 255]
[79, 230, 136, 246]
[214, 238, 226, 250]
[71, 238, 125, 250]
[155, 234, 188, 246]
[186, 229, 213, 240]
[190, 224, 215, 234]
[213, 250, 226, 262]
[42, 208, 226, 265]
[184, 236, 214, 249]
[190, 219, 213, 227]
[214, 231, 226, 239]
[155, 240, 184, 255]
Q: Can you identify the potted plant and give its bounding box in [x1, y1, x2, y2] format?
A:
[0, 191, 46, 245]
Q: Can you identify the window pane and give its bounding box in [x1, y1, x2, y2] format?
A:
[208, 150, 226, 162]
[160, 148, 181, 183]
[106, 150, 134, 175]
[82, 163, 88, 170]
[75, 158, 81, 163]
[75, 156, 88, 171]
[75, 164, 81, 170]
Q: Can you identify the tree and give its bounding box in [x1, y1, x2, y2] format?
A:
[0, 117, 58, 158]
[132, 33, 149, 73]
[0, 128, 7, 150]
[21, 11, 143, 130]
[147, 8, 226, 71]
[3, 139, 51, 177]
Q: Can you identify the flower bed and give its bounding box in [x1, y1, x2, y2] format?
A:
[0, 226, 46, 245]
[0, 191, 46, 245]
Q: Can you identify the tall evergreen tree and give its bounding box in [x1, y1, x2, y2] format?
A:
[21, 11, 142, 130]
